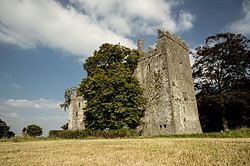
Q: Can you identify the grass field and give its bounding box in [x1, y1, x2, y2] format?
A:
[0, 138, 249, 166]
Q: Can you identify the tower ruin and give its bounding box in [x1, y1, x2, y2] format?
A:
[134, 30, 202, 135]
[68, 93, 85, 130]
[68, 30, 202, 135]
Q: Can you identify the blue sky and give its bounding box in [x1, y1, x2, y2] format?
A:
[0, 0, 250, 136]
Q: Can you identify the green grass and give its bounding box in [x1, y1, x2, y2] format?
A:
[1, 128, 249, 143]
[147, 128, 250, 139]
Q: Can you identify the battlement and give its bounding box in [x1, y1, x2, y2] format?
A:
[157, 29, 188, 50]
[137, 30, 189, 62]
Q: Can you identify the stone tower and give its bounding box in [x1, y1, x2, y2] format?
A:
[134, 30, 202, 135]
[67, 30, 202, 135]
[68, 93, 85, 130]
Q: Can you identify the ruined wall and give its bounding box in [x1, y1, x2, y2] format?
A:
[68, 30, 202, 135]
[134, 30, 202, 135]
[68, 94, 85, 130]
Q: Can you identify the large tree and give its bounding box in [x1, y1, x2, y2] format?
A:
[0, 119, 15, 138]
[24, 124, 43, 137]
[192, 32, 250, 131]
[0, 119, 10, 138]
[78, 43, 144, 130]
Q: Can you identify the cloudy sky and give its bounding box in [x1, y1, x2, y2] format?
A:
[0, 0, 250, 136]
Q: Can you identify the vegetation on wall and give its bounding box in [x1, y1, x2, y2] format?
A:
[78, 43, 144, 130]
[60, 87, 78, 111]
[192, 32, 250, 132]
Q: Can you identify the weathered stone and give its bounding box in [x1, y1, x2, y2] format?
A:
[68, 30, 202, 135]
[134, 30, 202, 135]
[68, 94, 85, 130]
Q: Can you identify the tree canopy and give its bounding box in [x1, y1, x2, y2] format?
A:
[192, 32, 250, 132]
[0, 119, 10, 138]
[23, 124, 43, 137]
[0, 119, 15, 138]
[78, 43, 144, 130]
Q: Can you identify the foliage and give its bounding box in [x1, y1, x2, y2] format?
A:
[60, 87, 77, 111]
[61, 123, 68, 130]
[6, 131, 15, 138]
[197, 91, 250, 132]
[22, 127, 27, 136]
[25, 124, 43, 137]
[48, 128, 139, 139]
[0, 119, 10, 138]
[78, 43, 144, 130]
[192, 32, 250, 132]
[0, 119, 15, 138]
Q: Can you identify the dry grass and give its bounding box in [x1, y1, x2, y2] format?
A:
[0, 138, 249, 166]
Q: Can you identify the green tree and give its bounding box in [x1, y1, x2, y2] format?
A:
[192, 32, 250, 131]
[0, 119, 10, 138]
[78, 43, 144, 130]
[25, 124, 43, 137]
[6, 131, 15, 138]
[0, 119, 15, 138]
[22, 127, 27, 136]
[61, 123, 68, 130]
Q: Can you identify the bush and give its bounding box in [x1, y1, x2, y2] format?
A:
[61, 123, 68, 130]
[6, 131, 15, 138]
[49, 128, 139, 139]
[25, 124, 43, 137]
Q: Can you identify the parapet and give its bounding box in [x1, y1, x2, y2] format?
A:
[157, 29, 188, 50]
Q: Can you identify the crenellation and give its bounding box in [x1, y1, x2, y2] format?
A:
[134, 30, 202, 135]
[157, 29, 188, 51]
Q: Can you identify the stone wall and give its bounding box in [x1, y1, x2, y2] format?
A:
[68, 94, 85, 130]
[134, 30, 202, 135]
[68, 30, 202, 135]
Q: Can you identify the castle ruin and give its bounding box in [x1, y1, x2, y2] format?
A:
[67, 30, 202, 135]
[68, 93, 85, 130]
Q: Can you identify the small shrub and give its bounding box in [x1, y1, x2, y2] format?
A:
[61, 123, 68, 130]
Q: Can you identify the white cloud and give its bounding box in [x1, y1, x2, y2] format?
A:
[229, 0, 250, 35]
[0, 112, 19, 118]
[0, 0, 194, 59]
[2, 98, 61, 110]
[178, 10, 195, 31]
[0, 98, 68, 136]
[0, 0, 135, 57]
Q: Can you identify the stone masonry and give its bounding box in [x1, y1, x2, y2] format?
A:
[68, 93, 85, 130]
[68, 30, 202, 135]
[134, 30, 202, 135]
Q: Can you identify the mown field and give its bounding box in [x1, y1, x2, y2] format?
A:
[0, 138, 249, 166]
